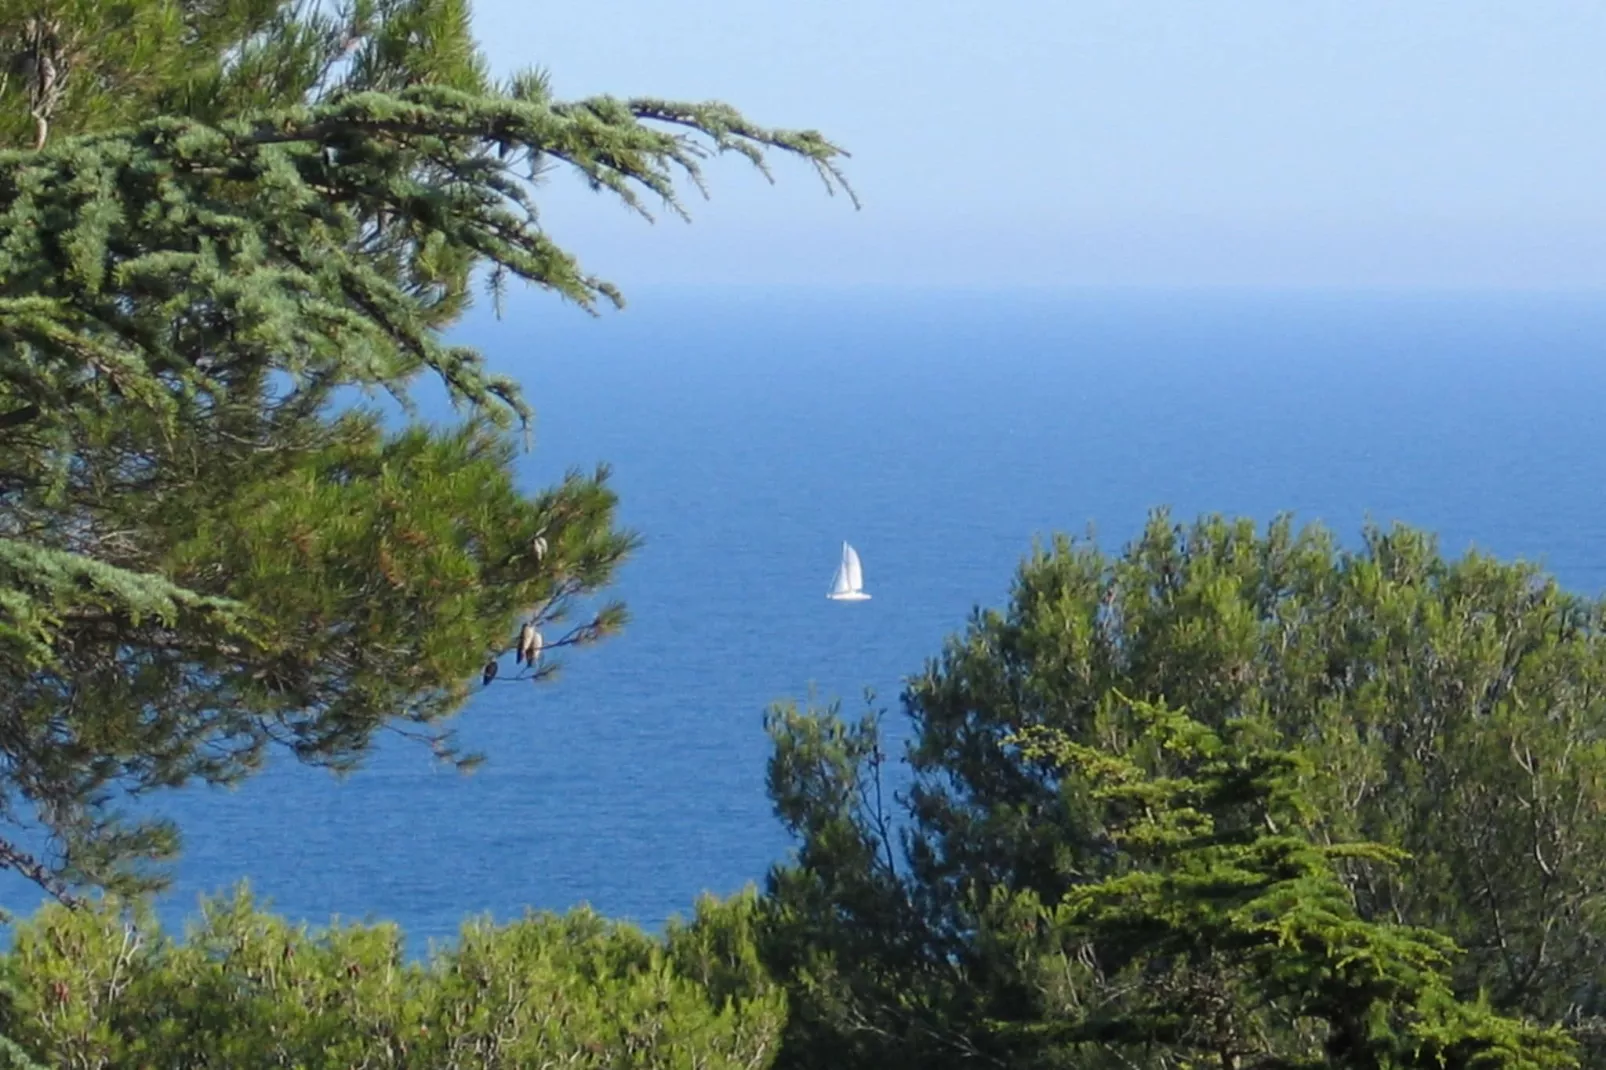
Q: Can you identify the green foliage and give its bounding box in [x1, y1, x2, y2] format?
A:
[0, 0, 494, 150]
[666, 888, 779, 1015]
[765, 513, 1606, 1067]
[0, 83, 852, 435]
[0, 0, 854, 899]
[0, 886, 787, 1068]
[998, 700, 1574, 1070]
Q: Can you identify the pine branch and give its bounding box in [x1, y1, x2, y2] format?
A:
[0, 836, 80, 909]
[0, 85, 855, 434]
[0, 404, 37, 430]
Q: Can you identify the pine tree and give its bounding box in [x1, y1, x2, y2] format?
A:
[998, 699, 1576, 1070]
[0, 0, 856, 899]
[764, 695, 1579, 1070]
[763, 519, 1606, 1068]
[0, 0, 493, 150]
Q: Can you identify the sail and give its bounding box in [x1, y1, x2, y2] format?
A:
[843, 543, 864, 592]
[828, 541, 871, 600]
[829, 555, 853, 596]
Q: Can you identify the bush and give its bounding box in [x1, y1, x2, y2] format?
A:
[0, 886, 784, 1069]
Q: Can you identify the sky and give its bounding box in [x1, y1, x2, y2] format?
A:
[469, 2, 1606, 290]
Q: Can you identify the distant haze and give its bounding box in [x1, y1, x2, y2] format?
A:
[472, 2, 1606, 290]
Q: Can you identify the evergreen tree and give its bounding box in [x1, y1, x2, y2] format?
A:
[0, 884, 787, 1068]
[0, 0, 856, 899]
[996, 699, 1575, 1070]
[764, 515, 1606, 1067]
[0, 0, 492, 150]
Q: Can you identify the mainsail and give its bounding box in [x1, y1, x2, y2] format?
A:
[827, 542, 871, 601]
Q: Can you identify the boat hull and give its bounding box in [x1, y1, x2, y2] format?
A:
[826, 592, 872, 601]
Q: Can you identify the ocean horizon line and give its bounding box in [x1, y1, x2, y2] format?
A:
[471, 279, 1606, 305]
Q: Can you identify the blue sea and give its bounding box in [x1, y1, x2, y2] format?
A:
[6, 286, 1606, 951]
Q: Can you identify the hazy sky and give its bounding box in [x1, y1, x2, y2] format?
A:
[470, 2, 1606, 289]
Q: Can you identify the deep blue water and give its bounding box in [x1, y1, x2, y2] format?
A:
[5, 286, 1606, 950]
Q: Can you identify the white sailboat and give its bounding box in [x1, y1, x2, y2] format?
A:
[827, 542, 871, 601]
